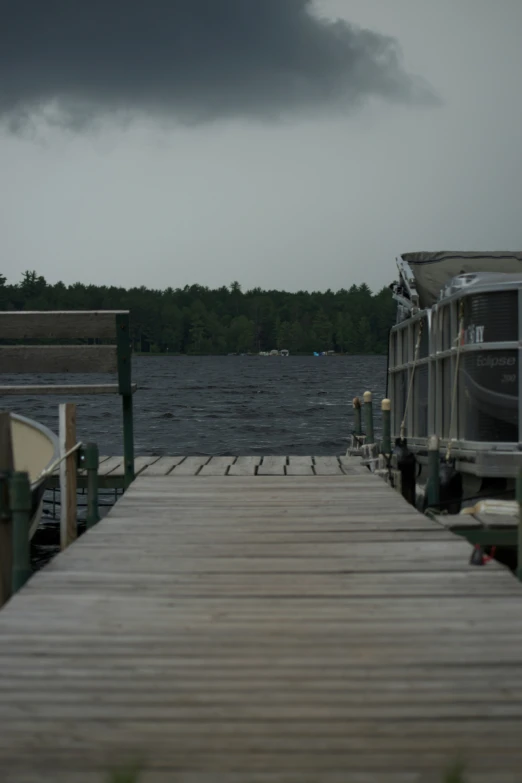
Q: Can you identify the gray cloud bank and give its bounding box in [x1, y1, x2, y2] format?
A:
[0, 0, 438, 129]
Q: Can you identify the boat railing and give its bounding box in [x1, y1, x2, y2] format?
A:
[0, 409, 101, 608]
[387, 280, 521, 455]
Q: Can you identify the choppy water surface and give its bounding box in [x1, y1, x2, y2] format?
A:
[6, 355, 387, 455]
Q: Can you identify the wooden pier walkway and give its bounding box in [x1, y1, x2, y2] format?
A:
[52, 454, 363, 489]
[2, 461, 522, 781]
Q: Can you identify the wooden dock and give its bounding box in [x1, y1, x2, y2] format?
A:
[2, 460, 522, 781]
[51, 454, 364, 488]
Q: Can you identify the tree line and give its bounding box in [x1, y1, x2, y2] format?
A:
[0, 271, 395, 355]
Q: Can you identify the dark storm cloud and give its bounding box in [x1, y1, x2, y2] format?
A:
[0, 0, 438, 129]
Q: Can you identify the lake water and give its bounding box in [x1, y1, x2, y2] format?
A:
[7, 355, 387, 455]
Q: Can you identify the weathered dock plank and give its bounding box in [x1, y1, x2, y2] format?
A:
[55, 455, 371, 485]
[258, 456, 287, 475]
[96, 455, 124, 477]
[4, 472, 522, 780]
[199, 456, 237, 476]
[286, 456, 314, 475]
[133, 455, 161, 476]
[170, 456, 211, 475]
[339, 454, 369, 475]
[314, 456, 343, 475]
[139, 456, 185, 477]
[228, 456, 261, 476]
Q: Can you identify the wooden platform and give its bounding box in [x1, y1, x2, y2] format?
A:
[51, 454, 366, 489]
[436, 508, 520, 547]
[2, 465, 522, 780]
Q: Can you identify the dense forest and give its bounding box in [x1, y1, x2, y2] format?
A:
[0, 271, 395, 355]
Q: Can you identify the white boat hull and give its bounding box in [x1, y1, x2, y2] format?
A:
[10, 413, 60, 537]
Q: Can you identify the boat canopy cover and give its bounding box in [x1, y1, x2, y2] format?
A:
[401, 251, 522, 308]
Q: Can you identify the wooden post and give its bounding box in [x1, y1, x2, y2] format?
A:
[59, 403, 77, 550]
[84, 442, 100, 529]
[427, 435, 440, 510]
[352, 397, 362, 437]
[381, 399, 392, 455]
[10, 471, 32, 593]
[0, 412, 14, 607]
[363, 391, 374, 445]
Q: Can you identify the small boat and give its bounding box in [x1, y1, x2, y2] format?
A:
[10, 413, 60, 538]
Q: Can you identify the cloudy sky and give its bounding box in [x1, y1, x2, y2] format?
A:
[1, 0, 521, 293]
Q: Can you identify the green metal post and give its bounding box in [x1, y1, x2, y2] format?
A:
[427, 435, 440, 510]
[381, 399, 392, 455]
[353, 397, 362, 437]
[0, 473, 10, 526]
[363, 391, 374, 445]
[116, 313, 135, 490]
[122, 395, 135, 490]
[517, 469, 522, 581]
[9, 471, 32, 594]
[84, 442, 100, 529]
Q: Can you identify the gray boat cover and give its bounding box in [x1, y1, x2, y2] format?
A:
[401, 251, 522, 308]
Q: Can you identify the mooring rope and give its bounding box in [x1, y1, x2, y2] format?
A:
[35, 441, 83, 483]
[446, 303, 465, 462]
[399, 320, 424, 441]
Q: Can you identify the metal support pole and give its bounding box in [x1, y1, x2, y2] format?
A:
[517, 469, 522, 581]
[122, 394, 135, 490]
[116, 312, 135, 491]
[353, 397, 362, 437]
[427, 435, 440, 510]
[363, 391, 374, 445]
[9, 471, 32, 594]
[84, 442, 100, 529]
[381, 399, 392, 455]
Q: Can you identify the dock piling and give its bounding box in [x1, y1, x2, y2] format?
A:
[381, 398, 391, 455]
[363, 391, 374, 445]
[9, 471, 31, 594]
[352, 397, 362, 438]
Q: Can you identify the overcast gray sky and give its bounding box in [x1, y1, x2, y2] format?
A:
[1, 0, 521, 293]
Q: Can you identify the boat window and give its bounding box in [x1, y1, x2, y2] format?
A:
[458, 350, 518, 442]
[462, 290, 518, 344]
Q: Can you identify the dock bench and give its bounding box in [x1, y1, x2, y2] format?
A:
[0, 310, 136, 488]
